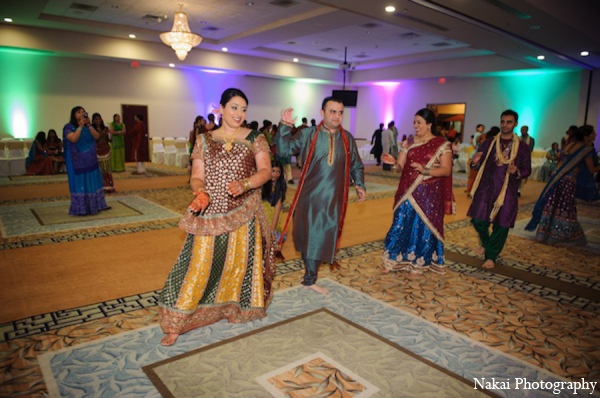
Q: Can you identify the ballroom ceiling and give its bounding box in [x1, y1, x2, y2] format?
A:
[1, 0, 598, 82]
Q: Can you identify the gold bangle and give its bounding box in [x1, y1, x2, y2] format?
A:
[243, 179, 251, 191]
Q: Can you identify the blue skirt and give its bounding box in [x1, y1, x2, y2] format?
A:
[382, 200, 445, 274]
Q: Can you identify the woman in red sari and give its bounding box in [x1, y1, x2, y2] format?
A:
[26, 131, 55, 175]
[381, 108, 454, 275]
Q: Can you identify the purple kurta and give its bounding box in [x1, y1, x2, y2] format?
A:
[467, 136, 531, 228]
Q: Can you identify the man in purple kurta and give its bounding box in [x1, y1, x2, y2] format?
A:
[467, 110, 531, 269]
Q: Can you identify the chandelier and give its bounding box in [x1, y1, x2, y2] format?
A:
[159, 5, 203, 61]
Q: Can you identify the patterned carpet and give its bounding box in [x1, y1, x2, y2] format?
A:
[40, 282, 569, 397]
[1, 167, 599, 397]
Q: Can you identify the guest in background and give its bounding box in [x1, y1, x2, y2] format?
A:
[25, 131, 55, 175]
[206, 113, 217, 131]
[371, 123, 384, 166]
[473, 124, 485, 149]
[127, 113, 147, 175]
[518, 125, 535, 196]
[381, 122, 396, 171]
[262, 159, 287, 260]
[452, 138, 460, 160]
[158, 88, 275, 346]
[93, 112, 115, 193]
[108, 114, 126, 172]
[381, 108, 454, 276]
[561, 125, 577, 150]
[45, 129, 65, 173]
[389, 120, 399, 156]
[538, 142, 561, 183]
[189, 115, 206, 159]
[63, 106, 108, 215]
[526, 125, 600, 245]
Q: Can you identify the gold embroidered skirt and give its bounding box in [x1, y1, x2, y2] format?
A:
[158, 216, 273, 335]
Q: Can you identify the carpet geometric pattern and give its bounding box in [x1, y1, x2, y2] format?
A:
[39, 280, 569, 397]
[0, 195, 181, 238]
[145, 309, 492, 398]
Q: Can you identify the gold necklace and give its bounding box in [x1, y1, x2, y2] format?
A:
[220, 127, 240, 152]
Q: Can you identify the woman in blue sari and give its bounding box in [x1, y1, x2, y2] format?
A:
[63, 106, 108, 215]
[526, 125, 600, 245]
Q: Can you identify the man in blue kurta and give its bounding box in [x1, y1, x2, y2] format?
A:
[467, 109, 531, 269]
[276, 97, 367, 294]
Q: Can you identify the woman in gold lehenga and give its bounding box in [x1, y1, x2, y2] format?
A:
[158, 88, 275, 346]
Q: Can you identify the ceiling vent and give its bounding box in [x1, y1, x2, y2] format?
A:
[360, 22, 381, 29]
[399, 32, 421, 39]
[269, 0, 301, 7]
[142, 14, 167, 23]
[431, 42, 451, 47]
[201, 26, 220, 31]
[354, 54, 369, 59]
[320, 47, 338, 53]
[69, 2, 98, 12]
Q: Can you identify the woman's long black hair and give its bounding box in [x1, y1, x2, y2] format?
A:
[262, 159, 286, 206]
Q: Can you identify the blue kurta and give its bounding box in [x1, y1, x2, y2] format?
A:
[63, 123, 107, 215]
[276, 124, 365, 262]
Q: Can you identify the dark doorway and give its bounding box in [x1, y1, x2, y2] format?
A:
[122, 105, 149, 162]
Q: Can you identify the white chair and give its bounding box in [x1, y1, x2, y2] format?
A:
[454, 144, 474, 172]
[0, 143, 9, 177]
[530, 149, 546, 181]
[175, 137, 190, 168]
[151, 137, 165, 164]
[7, 140, 28, 176]
[163, 137, 177, 166]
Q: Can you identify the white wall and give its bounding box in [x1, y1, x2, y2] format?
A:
[0, 54, 341, 139]
[353, 70, 587, 150]
[1, 52, 596, 152]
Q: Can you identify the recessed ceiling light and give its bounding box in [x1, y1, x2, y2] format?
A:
[537, 55, 545, 60]
[246, 1, 254, 5]
[293, 58, 299, 63]
[129, 34, 136, 39]
[221, 47, 228, 52]
[385, 6, 396, 13]
[581, 51, 590, 57]
[4, 17, 13, 23]
[169, 63, 175, 68]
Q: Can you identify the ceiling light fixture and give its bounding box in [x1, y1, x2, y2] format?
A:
[222, 47, 228, 52]
[160, 4, 203, 61]
[537, 55, 545, 60]
[581, 51, 589, 57]
[293, 58, 299, 63]
[129, 34, 136, 39]
[385, 6, 396, 13]
[4, 18, 13, 23]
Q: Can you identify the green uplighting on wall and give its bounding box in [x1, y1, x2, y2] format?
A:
[498, 70, 578, 140]
[0, 49, 49, 138]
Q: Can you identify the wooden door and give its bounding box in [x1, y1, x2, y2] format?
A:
[122, 105, 149, 162]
